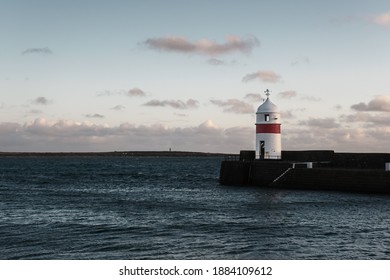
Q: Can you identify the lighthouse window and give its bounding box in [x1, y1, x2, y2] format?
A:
[265, 114, 270, 122]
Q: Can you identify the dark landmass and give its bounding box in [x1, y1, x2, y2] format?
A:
[0, 151, 233, 157]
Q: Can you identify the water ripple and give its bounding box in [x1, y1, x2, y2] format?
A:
[1, 156, 390, 259]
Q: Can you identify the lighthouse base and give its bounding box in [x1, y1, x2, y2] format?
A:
[255, 133, 281, 159]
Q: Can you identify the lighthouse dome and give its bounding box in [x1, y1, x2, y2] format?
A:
[256, 98, 279, 113]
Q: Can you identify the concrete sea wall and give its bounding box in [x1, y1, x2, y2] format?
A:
[273, 168, 390, 194]
[219, 150, 390, 194]
[219, 161, 251, 186]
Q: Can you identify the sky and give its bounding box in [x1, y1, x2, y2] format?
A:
[1, 0, 390, 153]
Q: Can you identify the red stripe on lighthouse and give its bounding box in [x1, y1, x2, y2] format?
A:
[256, 124, 281, 133]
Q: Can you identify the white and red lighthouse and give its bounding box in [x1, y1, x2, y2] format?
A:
[255, 89, 281, 159]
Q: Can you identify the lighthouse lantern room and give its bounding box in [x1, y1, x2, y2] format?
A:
[255, 89, 281, 159]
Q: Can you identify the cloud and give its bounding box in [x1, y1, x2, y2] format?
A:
[351, 95, 390, 112]
[85, 114, 105, 119]
[210, 99, 254, 114]
[340, 111, 390, 126]
[332, 12, 390, 29]
[207, 58, 225, 65]
[126, 88, 146, 97]
[278, 90, 297, 99]
[26, 109, 43, 115]
[281, 110, 295, 119]
[283, 103, 390, 152]
[0, 118, 254, 153]
[0, 122, 19, 133]
[96, 90, 118, 96]
[97, 88, 147, 97]
[143, 99, 199, 110]
[371, 12, 390, 26]
[300, 95, 322, 102]
[242, 70, 281, 83]
[143, 35, 259, 56]
[199, 119, 219, 130]
[111, 105, 125, 111]
[174, 112, 188, 117]
[334, 12, 390, 28]
[22, 47, 53, 55]
[283, 121, 390, 152]
[3, 116, 390, 153]
[206, 58, 238, 66]
[33, 96, 51, 105]
[243, 93, 262, 103]
[291, 56, 310, 66]
[298, 117, 340, 129]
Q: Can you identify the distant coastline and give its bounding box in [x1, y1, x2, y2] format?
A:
[0, 151, 232, 157]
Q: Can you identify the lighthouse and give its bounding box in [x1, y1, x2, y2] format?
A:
[255, 89, 281, 159]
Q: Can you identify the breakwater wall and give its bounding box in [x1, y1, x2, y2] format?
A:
[273, 168, 390, 194]
[219, 150, 390, 194]
[282, 150, 390, 168]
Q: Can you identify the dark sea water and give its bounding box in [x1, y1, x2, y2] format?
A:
[1, 156, 390, 260]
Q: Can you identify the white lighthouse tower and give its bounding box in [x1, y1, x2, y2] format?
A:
[255, 89, 281, 159]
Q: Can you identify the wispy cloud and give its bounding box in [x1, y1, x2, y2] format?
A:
[333, 12, 390, 27]
[22, 47, 53, 55]
[86, 113, 105, 119]
[281, 110, 295, 119]
[291, 56, 310, 66]
[143, 35, 259, 56]
[33, 96, 51, 105]
[111, 105, 125, 111]
[96, 90, 119, 96]
[206, 58, 238, 66]
[97, 88, 147, 97]
[26, 109, 43, 116]
[143, 99, 199, 110]
[210, 99, 254, 114]
[371, 12, 390, 27]
[300, 95, 322, 102]
[351, 95, 390, 112]
[243, 93, 262, 103]
[242, 70, 281, 83]
[278, 90, 297, 99]
[207, 58, 226, 66]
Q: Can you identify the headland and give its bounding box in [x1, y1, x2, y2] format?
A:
[0, 151, 230, 157]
